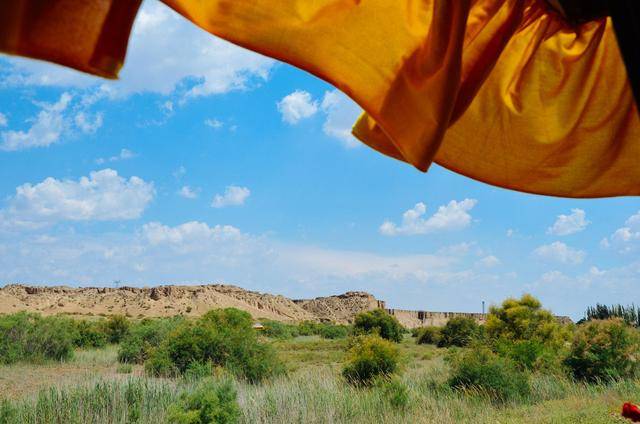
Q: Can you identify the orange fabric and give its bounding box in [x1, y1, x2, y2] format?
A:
[0, 0, 141, 78]
[0, 0, 638, 198]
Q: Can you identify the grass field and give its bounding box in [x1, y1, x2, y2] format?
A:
[1, 335, 637, 423]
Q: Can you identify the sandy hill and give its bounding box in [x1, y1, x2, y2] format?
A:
[0, 284, 383, 323]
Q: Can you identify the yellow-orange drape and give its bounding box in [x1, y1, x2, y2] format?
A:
[1, 0, 638, 198]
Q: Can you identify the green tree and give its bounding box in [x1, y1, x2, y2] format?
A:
[565, 319, 640, 381]
[437, 317, 479, 347]
[354, 309, 403, 343]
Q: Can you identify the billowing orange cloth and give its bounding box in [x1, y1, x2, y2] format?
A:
[1, 0, 638, 198]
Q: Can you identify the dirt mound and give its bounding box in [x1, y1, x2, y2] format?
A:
[294, 292, 386, 323]
[0, 284, 383, 323]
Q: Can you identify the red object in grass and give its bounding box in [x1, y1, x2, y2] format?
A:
[622, 403, 640, 422]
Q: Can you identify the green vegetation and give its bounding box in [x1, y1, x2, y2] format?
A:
[342, 335, 399, 386]
[437, 317, 480, 347]
[415, 326, 441, 345]
[118, 317, 184, 364]
[0, 312, 76, 364]
[353, 309, 403, 342]
[585, 304, 640, 327]
[2, 296, 640, 423]
[565, 318, 640, 382]
[167, 380, 240, 424]
[145, 308, 284, 383]
[448, 346, 531, 403]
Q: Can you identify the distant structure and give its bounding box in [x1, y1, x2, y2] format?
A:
[384, 306, 572, 328]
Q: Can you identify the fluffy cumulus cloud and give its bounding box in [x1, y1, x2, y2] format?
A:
[0, 112, 7, 127]
[320, 90, 361, 148]
[178, 186, 199, 199]
[547, 209, 589, 236]
[0, 93, 104, 151]
[1, 2, 273, 98]
[380, 199, 477, 236]
[277, 90, 319, 124]
[211, 185, 251, 208]
[601, 210, 640, 252]
[533, 241, 585, 265]
[0, 169, 154, 229]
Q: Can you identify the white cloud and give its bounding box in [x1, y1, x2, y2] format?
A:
[95, 148, 137, 164]
[1, 93, 71, 151]
[1, 2, 274, 99]
[547, 209, 589, 236]
[0, 112, 7, 127]
[533, 241, 585, 265]
[320, 90, 361, 148]
[601, 210, 640, 252]
[178, 186, 199, 199]
[74, 111, 103, 134]
[204, 118, 223, 129]
[277, 90, 319, 124]
[212, 185, 250, 208]
[380, 199, 477, 236]
[143, 221, 242, 246]
[0, 169, 154, 229]
[476, 255, 501, 268]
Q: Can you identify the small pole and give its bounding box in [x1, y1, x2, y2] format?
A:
[482, 301, 485, 315]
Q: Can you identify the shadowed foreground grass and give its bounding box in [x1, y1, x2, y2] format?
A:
[0, 337, 638, 423]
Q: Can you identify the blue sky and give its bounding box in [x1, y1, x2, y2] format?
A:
[0, 2, 639, 319]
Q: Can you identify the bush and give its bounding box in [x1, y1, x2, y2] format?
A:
[73, 319, 108, 349]
[261, 320, 298, 339]
[565, 319, 640, 382]
[146, 308, 284, 383]
[486, 294, 570, 348]
[167, 380, 240, 424]
[297, 321, 322, 336]
[0, 312, 75, 364]
[118, 317, 183, 364]
[438, 317, 479, 347]
[318, 324, 349, 339]
[416, 326, 442, 345]
[354, 309, 403, 343]
[448, 346, 531, 403]
[104, 315, 131, 344]
[342, 335, 400, 386]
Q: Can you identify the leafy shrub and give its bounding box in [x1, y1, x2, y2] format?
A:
[144, 348, 177, 377]
[437, 317, 479, 347]
[486, 294, 571, 348]
[185, 361, 213, 380]
[448, 346, 531, 403]
[416, 326, 442, 345]
[73, 319, 108, 348]
[104, 315, 131, 344]
[342, 335, 399, 386]
[118, 317, 183, 364]
[296, 321, 322, 336]
[0, 312, 75, 364]
[565, 319, 640, 382]
[354, 309, 403, 343]
[146, 308, 284, 383]
[318, 324, 349, 339]
[167, 380, 240, 424]
[261, 320, 298, 339]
